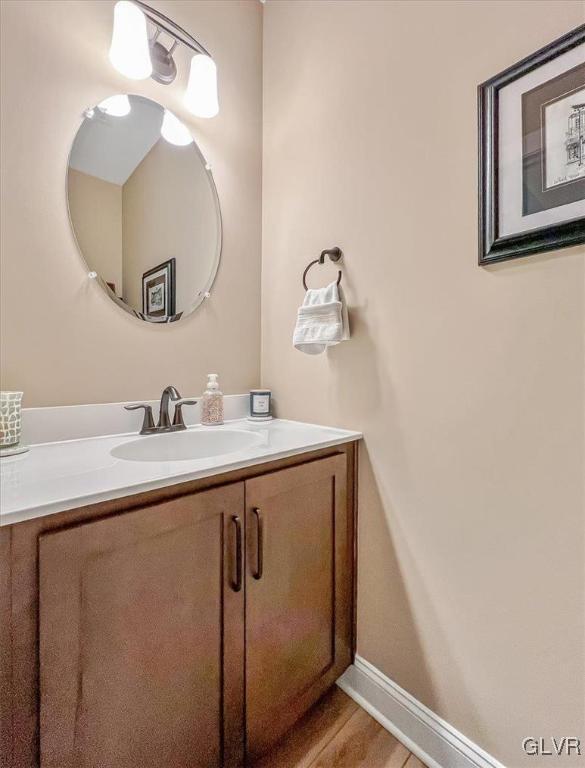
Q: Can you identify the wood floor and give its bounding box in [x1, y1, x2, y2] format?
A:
[252, 687, 428, 768]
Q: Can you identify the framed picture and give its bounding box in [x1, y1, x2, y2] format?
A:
[479, 25, 585, 264]
[142, 258, 176, 319]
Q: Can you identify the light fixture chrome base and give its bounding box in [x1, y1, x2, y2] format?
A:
[150, 40, 177, 85]
[133, 1, 210, 88]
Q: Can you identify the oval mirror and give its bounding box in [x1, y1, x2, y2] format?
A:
[67, 94, 221, 322]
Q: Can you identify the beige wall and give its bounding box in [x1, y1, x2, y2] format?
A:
[262, 2, 585, 766]
[122, 137, 218, 314]
[2, 0, 584, 764]
[0, 0, 262, 405]
[67, 168, 123, 293]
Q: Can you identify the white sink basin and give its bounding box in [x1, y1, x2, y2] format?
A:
[111, 428, 263, 463]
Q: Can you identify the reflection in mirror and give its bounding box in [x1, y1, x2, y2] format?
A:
[67, 94, 221, 322]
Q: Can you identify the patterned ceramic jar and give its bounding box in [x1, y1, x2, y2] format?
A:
[0, 391, 23, 448]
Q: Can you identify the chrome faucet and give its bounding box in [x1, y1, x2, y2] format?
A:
[125, 386, 198, 435]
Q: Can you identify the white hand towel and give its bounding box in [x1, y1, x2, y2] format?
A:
[293, 280, 350, 355]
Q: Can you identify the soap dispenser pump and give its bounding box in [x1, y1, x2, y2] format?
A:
[201, 374, 224, 426]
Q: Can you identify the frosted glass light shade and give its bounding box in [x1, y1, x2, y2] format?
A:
[98, 94, 131, 117]
[161, 109, 194, 146]
[184, 54, 219, 118]
[109, 1, 152, 80]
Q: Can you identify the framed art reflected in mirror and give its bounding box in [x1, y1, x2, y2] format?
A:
[142, 258, 178, 322]
[479, 25, 585, 264]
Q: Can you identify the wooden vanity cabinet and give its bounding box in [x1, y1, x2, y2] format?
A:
[39, 484, 246, 768]
[245, 454, 351, 762]
[2, 445, 357, 768]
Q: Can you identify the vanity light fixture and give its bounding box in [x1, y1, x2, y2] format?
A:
[184, 54, 219, 119]
[109, 1, 219, 118]
[109, 1, 152, 80]
[161, 109, 194, 146]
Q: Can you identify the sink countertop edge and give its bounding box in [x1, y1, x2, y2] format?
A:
[0, 419, 362, 527]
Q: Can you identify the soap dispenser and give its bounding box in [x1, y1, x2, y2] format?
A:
[201, 374, 224, 426]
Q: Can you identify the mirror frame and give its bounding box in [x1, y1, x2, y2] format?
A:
[66, 94, 223, 324]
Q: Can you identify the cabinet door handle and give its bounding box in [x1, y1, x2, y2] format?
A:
[252, 507, 263, 580]
[231, 515, 242, 592]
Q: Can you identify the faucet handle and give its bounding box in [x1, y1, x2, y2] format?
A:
[172, 399, 198, 429]
[124, 403, 155, 434]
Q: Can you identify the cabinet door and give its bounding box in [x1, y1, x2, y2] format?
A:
[245, 454, 352, 761]
[39, 484, 245, 768]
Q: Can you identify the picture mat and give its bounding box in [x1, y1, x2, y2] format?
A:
[142, 265, 170, 317]
[498, 42, 585, 237]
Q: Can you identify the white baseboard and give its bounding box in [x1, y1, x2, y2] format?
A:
[337, 655, 506, 768]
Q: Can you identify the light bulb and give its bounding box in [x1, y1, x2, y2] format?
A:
[161, 109, 194, 146]
[184, 54, 219, 118]
[97, 94, 131, 117]
[109, 1, 152, 80]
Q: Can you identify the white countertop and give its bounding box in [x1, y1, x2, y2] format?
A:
[0, 419, 361, 526]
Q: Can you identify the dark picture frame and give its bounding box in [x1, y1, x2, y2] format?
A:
[142, 258, 176, 318]
[478, 25, 585, 265]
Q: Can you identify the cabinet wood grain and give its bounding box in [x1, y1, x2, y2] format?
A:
[252, 686, 358, 768]
[245, 455, 352, 761]
[0, 526, 12, 768]
[39, 484, 245, 768]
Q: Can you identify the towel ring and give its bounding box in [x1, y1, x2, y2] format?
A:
[302, 247, 343, 290]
